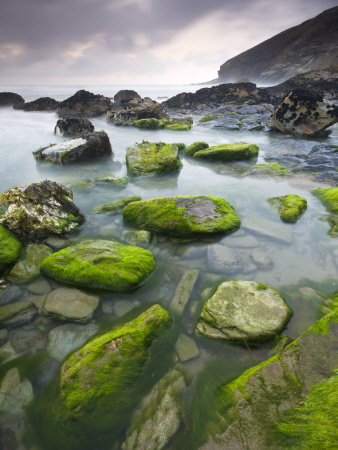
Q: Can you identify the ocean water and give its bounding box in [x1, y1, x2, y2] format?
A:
[0, 85, 337, 449]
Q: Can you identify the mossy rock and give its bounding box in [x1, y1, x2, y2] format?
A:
[93, 196, 142, 215]
[133, 118, 162, 129]
[126, 141, 182, 176]
[268, 194, 307, 223]
[133, 117, 192, 131]
[245, 163, 287, 176]
[0, 225, 22, 274]
[58, 305, 172, 442]
[184, 141, 209, 156]
[122, 196, 240, 238]
[164, 123, 190, 131]
[312, 187, 338, 236]
[95, 176, 128, 187]
[194, 142, 259, 161]
[199, 113, 223, 123]
[40, 239, 156, 291]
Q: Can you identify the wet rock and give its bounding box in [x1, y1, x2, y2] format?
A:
[33, 131, 112, 165]
[0, 180, 85, 240]
[7, 244, 53, 284]
[193, 142, 259, 161]
[0, 300, 37, 328]
[40, 287, 99, 323]
[175, 334, 200, 362]
[9, 325, 47, 353]
[207, 245, 243, 274]
[44, 236, 70, 250]
[268, 194, 307, 223]
[95, 176, 128, 188]
[183, 141, 209, 156]
[126, 141, 182, 176]
[27, 277, 52, 295]
[268, 334, 293, 355]
[312, 187, 338, 236]
[250, 248, 272, 270]
[93, 196, 141, 215]
[0, 92, 25, 107]
[122, 369, 186, 450]
[245, 163, 288, 177]
[225, 234, 259, 248]
[269, 89, 338, 137]
[0, 225, 22, 275]
[242, 215, 292, 244]
[46, 321, 99, 361]
[14, 97, 59, 111]
[113, 300, 140, 318]
[54, 118, 94, 136]
[57, 89, 111, 118]
[0, 368, 33, 414]
[0, 285, 23, 306]
[41, 240, 156, 291]
[0, 342, 16, 362]
[33, 357, 60, 388]
[0, 329, 8, 346]
[134, 116, 192, 130]
[196, 280, 292, 342]
[170, 269, 199, 315]
[123, 230, 152, 245]
[122, 196, 240, 238]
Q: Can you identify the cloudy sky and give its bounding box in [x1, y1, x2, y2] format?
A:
[0, 0, 336, 85]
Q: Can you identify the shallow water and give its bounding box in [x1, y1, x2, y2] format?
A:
[0, 85, 337, 449]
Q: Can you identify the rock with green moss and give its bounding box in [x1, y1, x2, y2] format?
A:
[123, 229, 152, 245]
[7, 244, 53, 284]
[312, 187, 338, 235]
[95, 176, 128, 188]
[174, 143, 186, 152]
[196, 281, 292, 342]
[199, 113, 223, 123]
[184, 141, 209, 156]
[245, 163, 287, 177]
[122, 196, 240, 238]
[126, 141, 182, 176]
[0, 180, 84, 240]
[133, 118, 163, 129]
[268, 194, 307, 223]
[133, 117, 192, 131]
[122, 368, 186, 450]
[164, 123, 190, 131]
[93, 196, 142, 215]
[194, 142, 259, 161]
[200, 308, 338, 449]
[0, 225, 22, 274]
[58, 305, 172, 441]
[40, 239, 156, 291]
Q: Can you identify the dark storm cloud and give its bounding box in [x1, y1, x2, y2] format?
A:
[0, 0, 337, 83]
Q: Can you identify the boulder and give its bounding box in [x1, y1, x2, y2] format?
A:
[14, 97, 59, 111]
[0, 92, 24, 107]
[312, 187, 338, 235]
[54, 118, 94, 137]
[0, 368, 33, 414]
[122, 196, 240, 238]
[268, 194, 307, 223]
[133, 116, 192, 130]
[33, 131, 112, 165]
[0, 180, 84, 240]
[193, 142, 259, 161]
[93, 196, 141, 215]
[0, 225, 22, 274]
[7, 244, 53, 284]
[269, 89, 338, 137]
[57, 89, 111, 118]
[114, 90, 141, 104]
[40, 239, 156, 291]
[122, 369, 186, 450]
[196, 281, 292, 342]
[126, 142, 182, 176]
[183, 141, 209, 156]
[40, 287, 99, 323]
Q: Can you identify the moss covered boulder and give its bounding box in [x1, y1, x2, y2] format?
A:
[126, 141, 182, 176]
[200, 308, 338, 449]
[122, 196, 240, 238]
[268, 194, 307, 223]
[196, 281, 292, 342]
[0, 180, 84, 240]
[194, 142, 259, 161]
[40, 239, 156, 291]
[183, 141, 209, 156]
[133, 117, 192, 131]
[313, 187, 338, 235]
[0, 225, 22, 274]
[59, 305, 172, 441]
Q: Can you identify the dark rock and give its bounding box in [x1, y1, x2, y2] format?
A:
[0, 285, 23, 306]
[114, 90, 141, 104]
[14, 97, 59, 111]
[54, 118, 94, 137]
[0, 92, 24, 107]
[57, 90, 111, 118]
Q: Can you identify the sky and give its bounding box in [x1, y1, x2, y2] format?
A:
[0, 0, 336, 85]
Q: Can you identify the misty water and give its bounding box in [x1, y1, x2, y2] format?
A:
[0, 85, 337, 449]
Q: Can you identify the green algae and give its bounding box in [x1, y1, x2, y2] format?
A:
[199, 113, 223, 123]
[122, 195, 240, 238]
[95, 176, 128, 187]
[184, 141, 209, 156]
[268, 194, 307, 223]
[40, 239, 156, 291]
[133, 118, 162, 129]
[0, 224, 22, 273]
[246, 163, 287, 176]
[164, 123, 190, 130]
[312, 187, 338, 235]
[93, 196, 142, 215]
[133, 117, 191, 131]
[194, 142, 259, 161]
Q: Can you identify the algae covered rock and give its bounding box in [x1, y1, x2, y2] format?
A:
[194, 142, 259, 161]
[126, 141, 182, 176]
[268, 194, 307, 223]
[95, 175, 128, 188]
[122, 369, 186, 450]
[196, 281, 291, 342]
[0, 225, 22, 273]
[313, 187, 338, 235]
[7, 244, 53, 284]
[93, 196, 141, 215]
[59, 305, 172, 439]
[184, 141, 209, 156]
[133, 116, 192, 130]
[40, 239, 156, 291]
[0, 180, 84, 240]
[245, 163, 287, 177]
[122, 196, 240, 238]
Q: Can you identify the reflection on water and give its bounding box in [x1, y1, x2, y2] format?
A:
[0, 88, 337, 449]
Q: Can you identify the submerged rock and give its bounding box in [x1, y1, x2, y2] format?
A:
[40, 239, 156, 291]
[122, 196, 240, 238]
[126, 141, 182, 176]
[93, 196, 141, 215]
[312, 187, 338, 236]
[122, 369, 186, 450]
[268, 194, 307, 223]
[57, 89, 111, 118]
[170, 269, 199, 315]
[0, 300, 37, 328]
[175, 333, 200, 362]
[0, 368, 33, 414]
[207, 244, 243, 274]
[245, 163, 288, 177]
[193, 142, 259, 161]
[269, 89, 338, 137]
[0, 180, 84, 239]
[14, 97, 59, 111]
[123, 229, 152, 245]
[196, 281, 292, 342]
[0, 225, 22, 274]
[95, 175, 128, 188]
[33, 131, 112, 165]
[7, 244, 53, 284]
[54, 118, 94, 137]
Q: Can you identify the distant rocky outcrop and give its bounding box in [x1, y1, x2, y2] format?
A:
[54, 118, 94, 136]
[14, 97, 59, 111]
[0, 92, 24, 107]
[57, 90, 111, 118]
[216, 7, 338, 85]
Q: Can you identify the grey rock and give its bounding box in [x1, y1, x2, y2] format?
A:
[175, 334, 200, 362]
[207, 245, 243, 274]
[9, 325, 47, 353]
[27, 277, 52, 295]
[54, 118, 94, 136]
[0, 300, 37, 328]
[7, 244, 53, 284]
[242, 215, 292, 244]
[0, 285, 23, 306]
[250, 248, 273, 269]
[0, 92, 25, 107]
[170, 269, 199, 315]
[57, 89, 111, 118]
[0, 368, 33, 413]
[14, 97, 59, 111]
